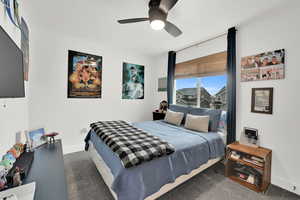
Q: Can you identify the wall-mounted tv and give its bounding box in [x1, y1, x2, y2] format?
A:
[0, 25, 25, 98]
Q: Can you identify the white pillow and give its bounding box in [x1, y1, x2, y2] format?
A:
[164, 110, 184, 126]
[184, 114, 210, 133]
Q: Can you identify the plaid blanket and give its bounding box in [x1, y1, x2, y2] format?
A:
[90, 120, 175, 168]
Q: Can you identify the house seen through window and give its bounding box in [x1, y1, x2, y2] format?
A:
[175, 75, 227, 110]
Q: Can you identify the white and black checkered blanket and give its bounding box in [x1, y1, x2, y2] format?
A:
[90, 120, 175, 168]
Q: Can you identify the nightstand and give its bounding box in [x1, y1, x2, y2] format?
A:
[225, 142, 272, 193]
[152, 111, 166, 121]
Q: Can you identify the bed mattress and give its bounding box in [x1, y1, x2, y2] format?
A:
[89, 120, 225, 200]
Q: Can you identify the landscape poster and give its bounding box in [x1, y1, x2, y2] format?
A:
[122, 62, 144, 99]
[68, 50, 102, 98]
[241, 49, 285, 82]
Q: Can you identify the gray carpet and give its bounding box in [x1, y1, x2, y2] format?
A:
[64, 151, 300, 200]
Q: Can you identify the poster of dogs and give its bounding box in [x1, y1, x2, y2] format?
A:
[68, 50, 102, 98]
[122, 62, 144, 99]
[241, 49, 285, 82]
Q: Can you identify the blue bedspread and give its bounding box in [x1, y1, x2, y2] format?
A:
[89, 121, 225, 200]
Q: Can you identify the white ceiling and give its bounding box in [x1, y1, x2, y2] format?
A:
[24, 0, 286, 56]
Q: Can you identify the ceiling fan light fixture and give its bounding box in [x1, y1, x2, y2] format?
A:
[150, 20, 165, 30]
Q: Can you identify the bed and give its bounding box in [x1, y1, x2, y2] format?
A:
[87, 106, 226, 200]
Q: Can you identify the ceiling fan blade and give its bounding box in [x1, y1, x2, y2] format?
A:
[159, 0, 179, 13]
[165, 21, 182, 37]
[118, 18, 149, 24]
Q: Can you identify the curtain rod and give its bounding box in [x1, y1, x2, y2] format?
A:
[175, 32, 228, 53]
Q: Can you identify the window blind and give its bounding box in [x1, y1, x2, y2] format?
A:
[175, 51, 227, 79]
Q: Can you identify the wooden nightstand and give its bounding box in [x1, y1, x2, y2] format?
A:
[225, 142, 272, 193]
[152, 111, 166, 121]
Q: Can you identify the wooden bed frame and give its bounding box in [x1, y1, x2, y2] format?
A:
[88, 141, 223, 200]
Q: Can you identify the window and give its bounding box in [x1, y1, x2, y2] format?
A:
[175, 75, 227, 110]
[174, 52, 227, 110]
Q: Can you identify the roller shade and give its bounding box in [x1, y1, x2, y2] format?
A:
[175, 51, 227, 79]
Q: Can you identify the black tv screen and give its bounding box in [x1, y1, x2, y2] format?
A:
[0, 25, 25, 98]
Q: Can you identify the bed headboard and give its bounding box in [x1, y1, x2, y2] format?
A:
[169, 104, 224, 132]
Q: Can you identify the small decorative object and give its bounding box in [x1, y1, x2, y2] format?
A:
[251, 88, 273, 114]
[158, 77, 167, 92]
[240, 127, 259, 148]
[7, 148, 18, 159]
[2, 153, 16, 164]
[28, 128, 46, 148]
[158, 100, 168, 113]
[24, 131, 33, 152]
[12, 167, 22, 187]
[0, 165, 8, 190]
[122, 62, 144, 99]
[241, 49, 285, 82]
[12, 144, 24, 158]
[68, 50, 102, 98]
[45, 132, 59, 144]
[0, 159, 13, 172]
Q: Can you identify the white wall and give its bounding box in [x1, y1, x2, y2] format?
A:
[28, 28, 157, 154]
[152, 54, 168, 107]
[0, 3, 29, 155]
[236, 1, 300, 194]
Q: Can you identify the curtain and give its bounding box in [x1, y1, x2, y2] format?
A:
[167, 51, 176, 105]
[226, 27, 237, 144]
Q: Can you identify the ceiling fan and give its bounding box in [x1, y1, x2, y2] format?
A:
[117, 0, 182, 37]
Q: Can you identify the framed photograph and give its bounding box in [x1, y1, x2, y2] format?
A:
[122, 62, 144, 99]
[241, 49, 285, 82]
[158, 77, 167, 92]
[28, 128, 46, 148]
[251, 88, 273, 114]
[68, 50, 102, 98]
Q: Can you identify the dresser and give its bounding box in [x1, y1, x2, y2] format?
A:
[23, 140, 68, 200]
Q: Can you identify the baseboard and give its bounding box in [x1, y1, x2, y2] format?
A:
[272, 176, 300, 195]
[63, 144, 84, 155]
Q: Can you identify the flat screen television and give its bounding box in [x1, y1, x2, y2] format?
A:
[0, 25, 25, 98]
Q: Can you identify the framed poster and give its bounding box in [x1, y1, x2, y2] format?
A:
[68, 50, 102, 98]
[158, 77, 167, 92]
[251, 88, 273, 114]
[122, 62, 144, 99]
[28, 128, 46, 148]
[241, 49, 285, 82]
[21, 18, 29, 81]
